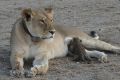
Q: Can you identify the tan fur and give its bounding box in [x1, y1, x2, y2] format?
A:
[10, 8, 120, 77]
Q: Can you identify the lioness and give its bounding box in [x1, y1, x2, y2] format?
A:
[10, 8, 120, 77]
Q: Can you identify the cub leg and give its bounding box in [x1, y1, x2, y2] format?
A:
[10, 53, 24, 77]
[81, 38, 120, 53]
[25, 54, 48, 77]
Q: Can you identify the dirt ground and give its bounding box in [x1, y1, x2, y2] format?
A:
[0, 0, 120, 80]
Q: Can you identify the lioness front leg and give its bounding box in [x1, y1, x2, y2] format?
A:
[10, 53, 24, 77]
[25, 55, 48, 77]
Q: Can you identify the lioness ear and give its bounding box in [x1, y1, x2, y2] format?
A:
[44, 7, 54, 19]
[21, 8, 35, 21]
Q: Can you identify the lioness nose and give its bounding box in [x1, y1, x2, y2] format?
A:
[49, 30, 55, 35]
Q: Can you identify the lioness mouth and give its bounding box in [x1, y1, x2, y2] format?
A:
[31, 34, 54, 42]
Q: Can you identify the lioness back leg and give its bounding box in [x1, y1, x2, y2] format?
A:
[64, 26, 120, 53]
[85, 49, 108, 63]
[81, 38, 120, 53]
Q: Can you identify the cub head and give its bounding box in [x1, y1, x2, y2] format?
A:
[68, 37, 82, 51]
[21, 8, 55, 40]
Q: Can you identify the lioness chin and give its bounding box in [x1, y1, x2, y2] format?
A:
[10, 7, 120, 78]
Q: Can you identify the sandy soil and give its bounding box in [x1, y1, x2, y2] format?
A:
[0, 0, 120, 80]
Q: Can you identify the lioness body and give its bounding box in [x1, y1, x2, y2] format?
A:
[10, 8, 120, 77]
[11, 19, 68, 59]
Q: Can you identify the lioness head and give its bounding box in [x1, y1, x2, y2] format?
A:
[21, 8, 55, 40]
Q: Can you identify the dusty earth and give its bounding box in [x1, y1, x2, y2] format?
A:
[0, 0, 120, 80]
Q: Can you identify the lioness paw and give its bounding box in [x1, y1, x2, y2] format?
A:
[10, 70, 24, 78]
[25, 64, 48, 78]
[99, 55, 108, 63]
[25, 70, 36, 78]
[96, 52, 108, 63]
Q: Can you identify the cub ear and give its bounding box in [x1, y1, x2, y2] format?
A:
[44, 7, 54, 19]
[21, 8, 34, 21]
